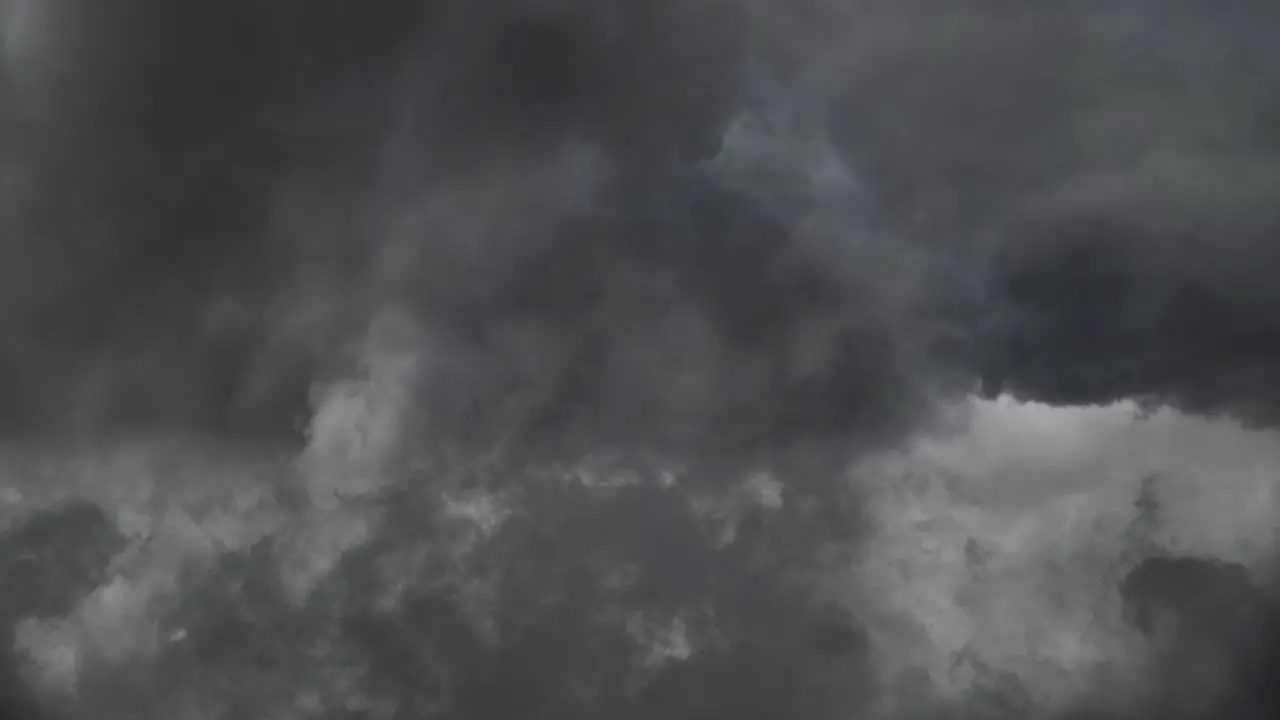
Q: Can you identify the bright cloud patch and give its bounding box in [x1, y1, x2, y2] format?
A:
[856, 395, 1280, 713]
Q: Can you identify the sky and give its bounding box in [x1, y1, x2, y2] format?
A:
[2, 1, 1280, 718]
[859, 398, 1280, 711]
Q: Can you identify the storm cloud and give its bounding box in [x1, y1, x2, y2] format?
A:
[0, 0, 961, 461]
[815, 1, 1280, 421]
[2, 1, 1280, 718]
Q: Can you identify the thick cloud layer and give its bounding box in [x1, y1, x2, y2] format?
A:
[816, 1, 1280, 420]
[8, 0, 1274, 436]
[6, 1, 1277, 442]
[3, 1, 1280, 718]
[0, 0, 965, 462]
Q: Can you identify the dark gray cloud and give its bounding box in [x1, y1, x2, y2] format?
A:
[3, 2, 1275, 442]
[4, 1, 1280, 718]
[812, 1, 1280, 423]
[0, 4, 933, 715]
[0, 0, 968, 464]
[0, 0, 438, 440]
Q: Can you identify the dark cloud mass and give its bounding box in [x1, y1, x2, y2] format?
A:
[823, 1, 1280, 422]
[2, 1, 1280, 717]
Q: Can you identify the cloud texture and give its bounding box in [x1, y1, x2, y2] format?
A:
[2, 1, 1280, 717]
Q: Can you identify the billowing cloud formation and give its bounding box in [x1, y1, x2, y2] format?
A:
[821, 1, 1280, 420]
[9, 1, 1276, 446]
[2, 1, 1280, 718]
[1, 0, 967, 463]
